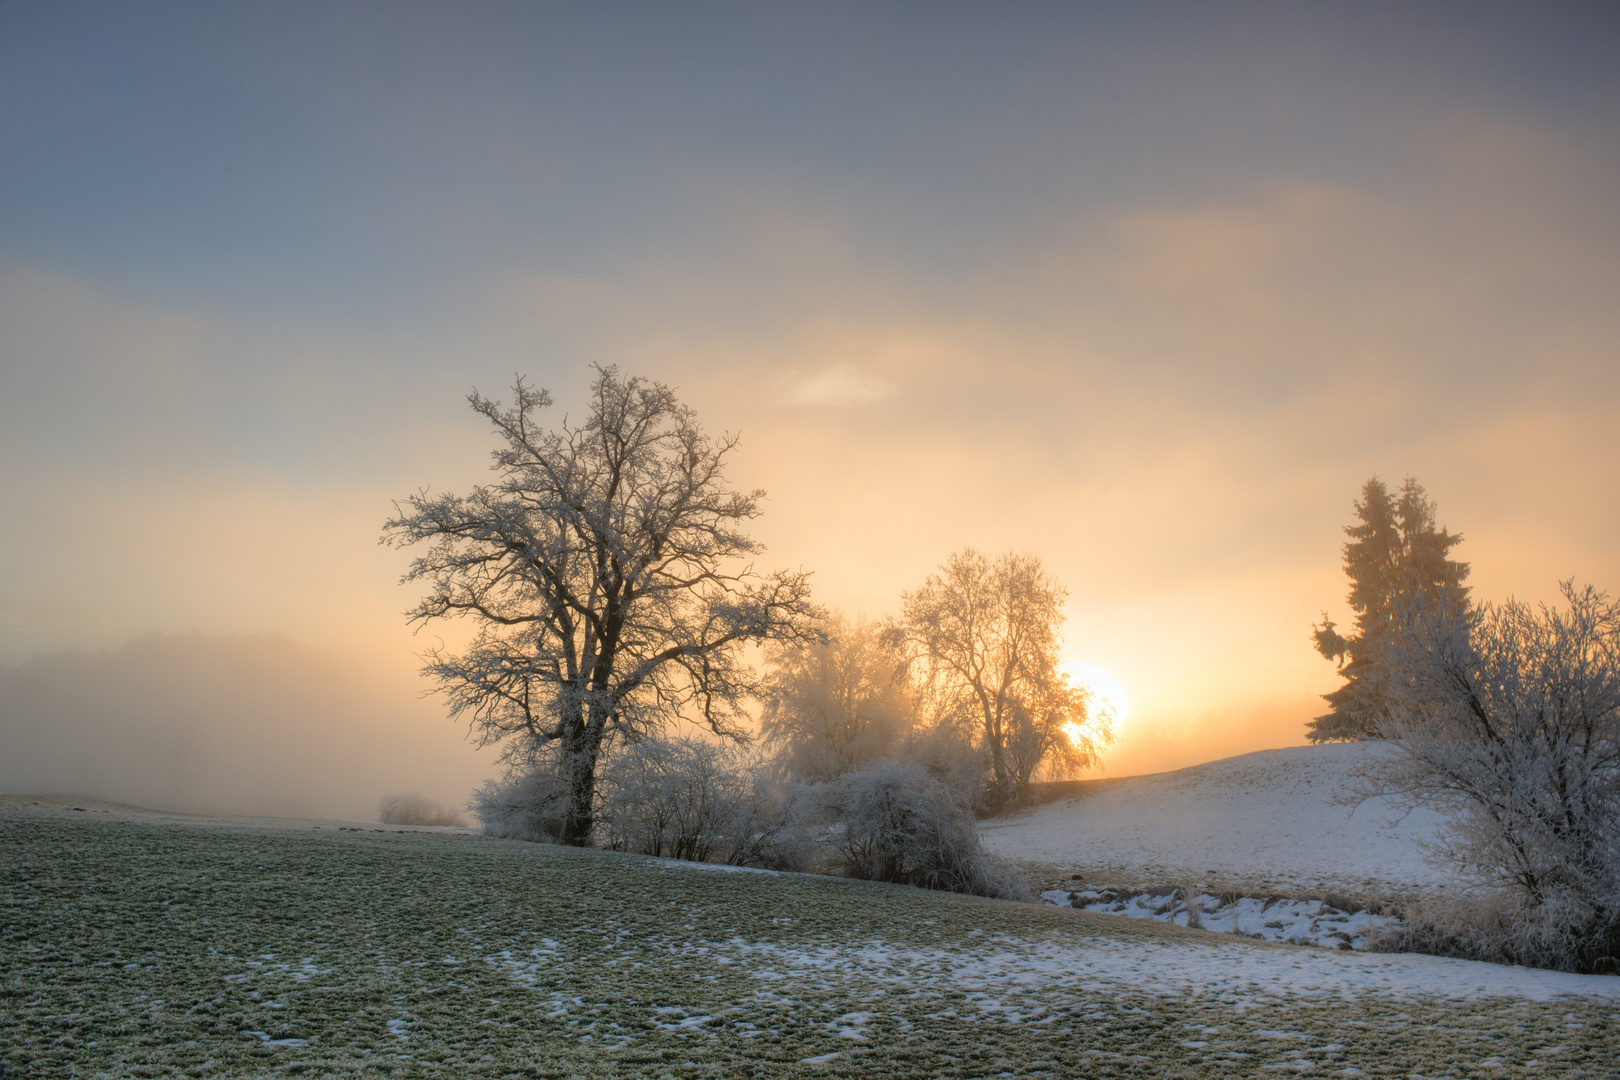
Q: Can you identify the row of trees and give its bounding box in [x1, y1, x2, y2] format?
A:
[390, 369, 1615, 967]
[1315, 476, 1618, 972]
[384, 367, 1108, 888]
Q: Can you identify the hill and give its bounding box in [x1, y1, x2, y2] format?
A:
[980, 742, 1450, 900]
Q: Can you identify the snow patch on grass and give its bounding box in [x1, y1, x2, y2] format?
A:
[1042, 887, 1400, 949]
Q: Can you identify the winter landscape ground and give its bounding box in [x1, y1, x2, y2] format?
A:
[981, 742, 1460, 952]
[4, 783, 1619, 1079]
[982, 743, 1449, 900]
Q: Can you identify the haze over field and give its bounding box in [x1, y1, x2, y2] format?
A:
[3, 2, 1618, 813]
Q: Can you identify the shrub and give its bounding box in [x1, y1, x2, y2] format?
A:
[377, 791, 468, 827]
[1367, 890, 1618, 974]
[469, 769, 570, 842]
[597, 737, 759, 863]
[714, 773, 814, 871]
[898, 721, 991, 812]
[814, 759, 1032, 901]
[1352, 582, 1620, 972]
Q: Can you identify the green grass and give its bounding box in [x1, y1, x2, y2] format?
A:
[2, 808, 1616, 1078]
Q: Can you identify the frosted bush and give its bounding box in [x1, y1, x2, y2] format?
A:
[596, 737, 811, 867]
[469, 769, 570, 843]
[898, 721, 991, 812]
[1354, 582, 1620, 972]
[1367, 890, 1614, 973]
[715, 773, 814, 871]
[377, 791, 468, 827]
[816, 759, 1032, 901]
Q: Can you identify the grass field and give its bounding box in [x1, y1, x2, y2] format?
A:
[3, 801, 1618, 1078]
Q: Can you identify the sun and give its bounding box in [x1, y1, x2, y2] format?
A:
[1061, 661, 1128, 727]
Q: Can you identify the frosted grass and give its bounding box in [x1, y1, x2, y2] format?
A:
[3, 803, 1617, 1078]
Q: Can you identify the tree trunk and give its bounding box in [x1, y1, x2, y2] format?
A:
[985, 710, 1012, 807]
[559, 736, 602, 846]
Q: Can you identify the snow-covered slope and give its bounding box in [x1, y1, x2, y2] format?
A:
[979, 742, 1451, 898]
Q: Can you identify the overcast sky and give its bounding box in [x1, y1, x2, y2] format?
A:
[3, 1, 1618, 786]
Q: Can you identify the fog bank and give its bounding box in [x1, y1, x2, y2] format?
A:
[0, 633, 493, 820]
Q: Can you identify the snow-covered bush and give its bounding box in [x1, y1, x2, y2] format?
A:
[597, 737, 753, 863]
[715, 773, 814, 871]
[898, 720, 990, 812]
[469, 768, 570, 843]
[814, 759, 1032, 901]
[1354, 582, 1620, 972]
[377, 791, 468, 827]
[1366, 890, 1606, 972]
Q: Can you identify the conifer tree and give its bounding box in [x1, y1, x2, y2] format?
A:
[1309, 476, 1470, 741]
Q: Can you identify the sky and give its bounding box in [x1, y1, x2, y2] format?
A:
[2, 1, 1618, 809]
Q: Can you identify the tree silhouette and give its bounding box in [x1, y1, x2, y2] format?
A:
[1309, 476, 1469, 741]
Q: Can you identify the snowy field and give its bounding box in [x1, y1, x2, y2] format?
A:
[4, 797, 1618, 1078]
[982, 743, 1452, 899]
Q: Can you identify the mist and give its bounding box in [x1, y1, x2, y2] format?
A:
[0, 632, 493, 821]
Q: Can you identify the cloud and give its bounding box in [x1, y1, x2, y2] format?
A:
[786, 363, 897, 407]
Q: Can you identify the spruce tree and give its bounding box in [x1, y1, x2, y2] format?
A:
[1308, 476, 1470, 742]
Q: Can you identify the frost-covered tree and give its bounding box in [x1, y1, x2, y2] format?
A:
[1352, 582, 1620, 972]
[1004, 673, 1102, 797]
[383, 367, 823, 845]
[1309, 476, 1470, 742]
[760, 614, 914, 783]
[894, 549, 1106, 808]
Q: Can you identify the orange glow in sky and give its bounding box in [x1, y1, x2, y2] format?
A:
[3, 5, 1618, 802]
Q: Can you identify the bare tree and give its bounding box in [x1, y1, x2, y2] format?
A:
[1353, 582, 1620, 971]
[1004, 670, 1105, 795]
[760, 614, 914, 782]
[383, 367, 823, 845]
[895, 549, 1106, 807]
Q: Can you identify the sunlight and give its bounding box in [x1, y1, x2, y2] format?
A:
[1061, 661, 1128, 738]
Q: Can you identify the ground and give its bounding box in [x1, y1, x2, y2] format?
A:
[3, 797, 1618, 1078]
